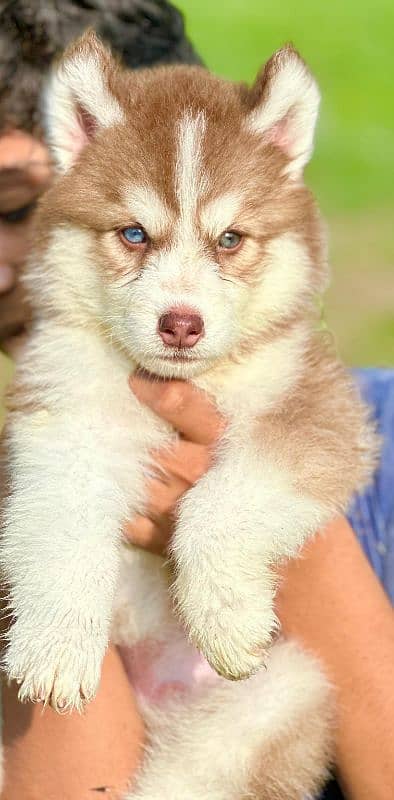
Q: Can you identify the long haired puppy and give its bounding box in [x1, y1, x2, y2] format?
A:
[0, 33, 376, 798]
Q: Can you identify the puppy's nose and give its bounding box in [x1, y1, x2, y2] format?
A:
[158, 308, 204, 348]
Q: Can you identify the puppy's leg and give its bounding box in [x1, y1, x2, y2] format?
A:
[171, 450, 329, 680]
[2, 413, 140, 711]
[126, 641, 333, 800]
[0, 328, 165, 711]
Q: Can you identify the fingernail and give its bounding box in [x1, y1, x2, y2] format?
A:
[0, 264, 16, 292]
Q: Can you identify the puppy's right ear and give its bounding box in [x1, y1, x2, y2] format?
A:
[43, 30, 124, 173]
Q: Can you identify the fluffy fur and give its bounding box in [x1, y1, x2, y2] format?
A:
[0, 33, 377, 797]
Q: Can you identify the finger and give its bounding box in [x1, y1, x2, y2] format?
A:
[124, 463, 191, 554]
[0, 133, 52, 182]
[0, 280, 30, 343]
[130, 377, 224, 445]
[152, 440, 211, 485]
[123, 515, 172, 556]
[0, 264, 15, 293]
[145, 470, 190, 517]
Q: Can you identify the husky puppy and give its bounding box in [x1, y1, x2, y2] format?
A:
[1, 33, 375, 798]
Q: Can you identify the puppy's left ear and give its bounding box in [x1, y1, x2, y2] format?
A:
[43, 30, 125, 173]
[247, 45, 320, 178]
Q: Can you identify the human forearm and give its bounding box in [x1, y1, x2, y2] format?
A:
[1, 645, 144, 800]
[277, 517, 394, 800]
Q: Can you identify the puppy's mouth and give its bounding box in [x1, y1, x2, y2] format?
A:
[139, 349, 207, 378]
[159, 351, 200, 363]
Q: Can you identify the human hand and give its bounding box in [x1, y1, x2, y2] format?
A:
[124, 376, 224, 553]
[0, 130, 52, 349]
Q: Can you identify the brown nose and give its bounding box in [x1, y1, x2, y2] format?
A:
[158, 308, 204, 348]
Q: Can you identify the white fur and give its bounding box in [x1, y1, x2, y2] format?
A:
[112, 548, 175, 646]
[44, 50, 124, 172]
[1, 327, 171, 710]
[252, 232, 312, 322]
[198, 322, 310, 417]
[175, 112, 208, 240]
[200, 192, 242, 239]
[1, 309, 331, 712]
[103, 237, 245, 379]
[126, 641, 332, 799]
[2, 150, 332, 766]
[247, 48, 320, 176]
[25, 225, 104, 322]
[111, 553, 332, 797]
[124, 184, 173, 238]
[171, 439, 328, 679]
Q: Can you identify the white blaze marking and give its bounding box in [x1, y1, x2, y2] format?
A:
[175, 112, 207, 239]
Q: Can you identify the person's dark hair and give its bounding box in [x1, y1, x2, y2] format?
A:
[0, 0, 202, 134]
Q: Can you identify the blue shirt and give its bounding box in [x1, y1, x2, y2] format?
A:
[348, 369, 394, 602]
[320, 369, 394, 800]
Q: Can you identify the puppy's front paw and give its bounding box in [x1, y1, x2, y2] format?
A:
[173, 572, 278, 681]
[4, 621, 106, 712]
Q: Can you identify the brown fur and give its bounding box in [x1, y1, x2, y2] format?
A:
[257, 332, 378, 510]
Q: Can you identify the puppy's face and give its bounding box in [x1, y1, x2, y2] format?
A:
[36, 33, 327, 378]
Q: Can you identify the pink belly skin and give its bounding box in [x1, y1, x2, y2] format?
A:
[119, 637, 219, 704]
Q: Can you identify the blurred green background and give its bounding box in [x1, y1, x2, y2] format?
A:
[177, 0, 394, 365]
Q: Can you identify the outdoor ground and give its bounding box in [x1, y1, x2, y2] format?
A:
[178, 0, 394, 366]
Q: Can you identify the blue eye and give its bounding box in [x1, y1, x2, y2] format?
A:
[218, 231, 242, 250]
[120, 226, 147, 246]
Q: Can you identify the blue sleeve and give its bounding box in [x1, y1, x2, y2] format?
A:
[347, 369, 394, 602]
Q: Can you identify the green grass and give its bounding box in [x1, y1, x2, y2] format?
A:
[177, 1, 394, 365]
[177, 0, 394, 215]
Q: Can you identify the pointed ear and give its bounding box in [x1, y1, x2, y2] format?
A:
[43, 31, 125, 173]
[247, 45, 320, 177]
